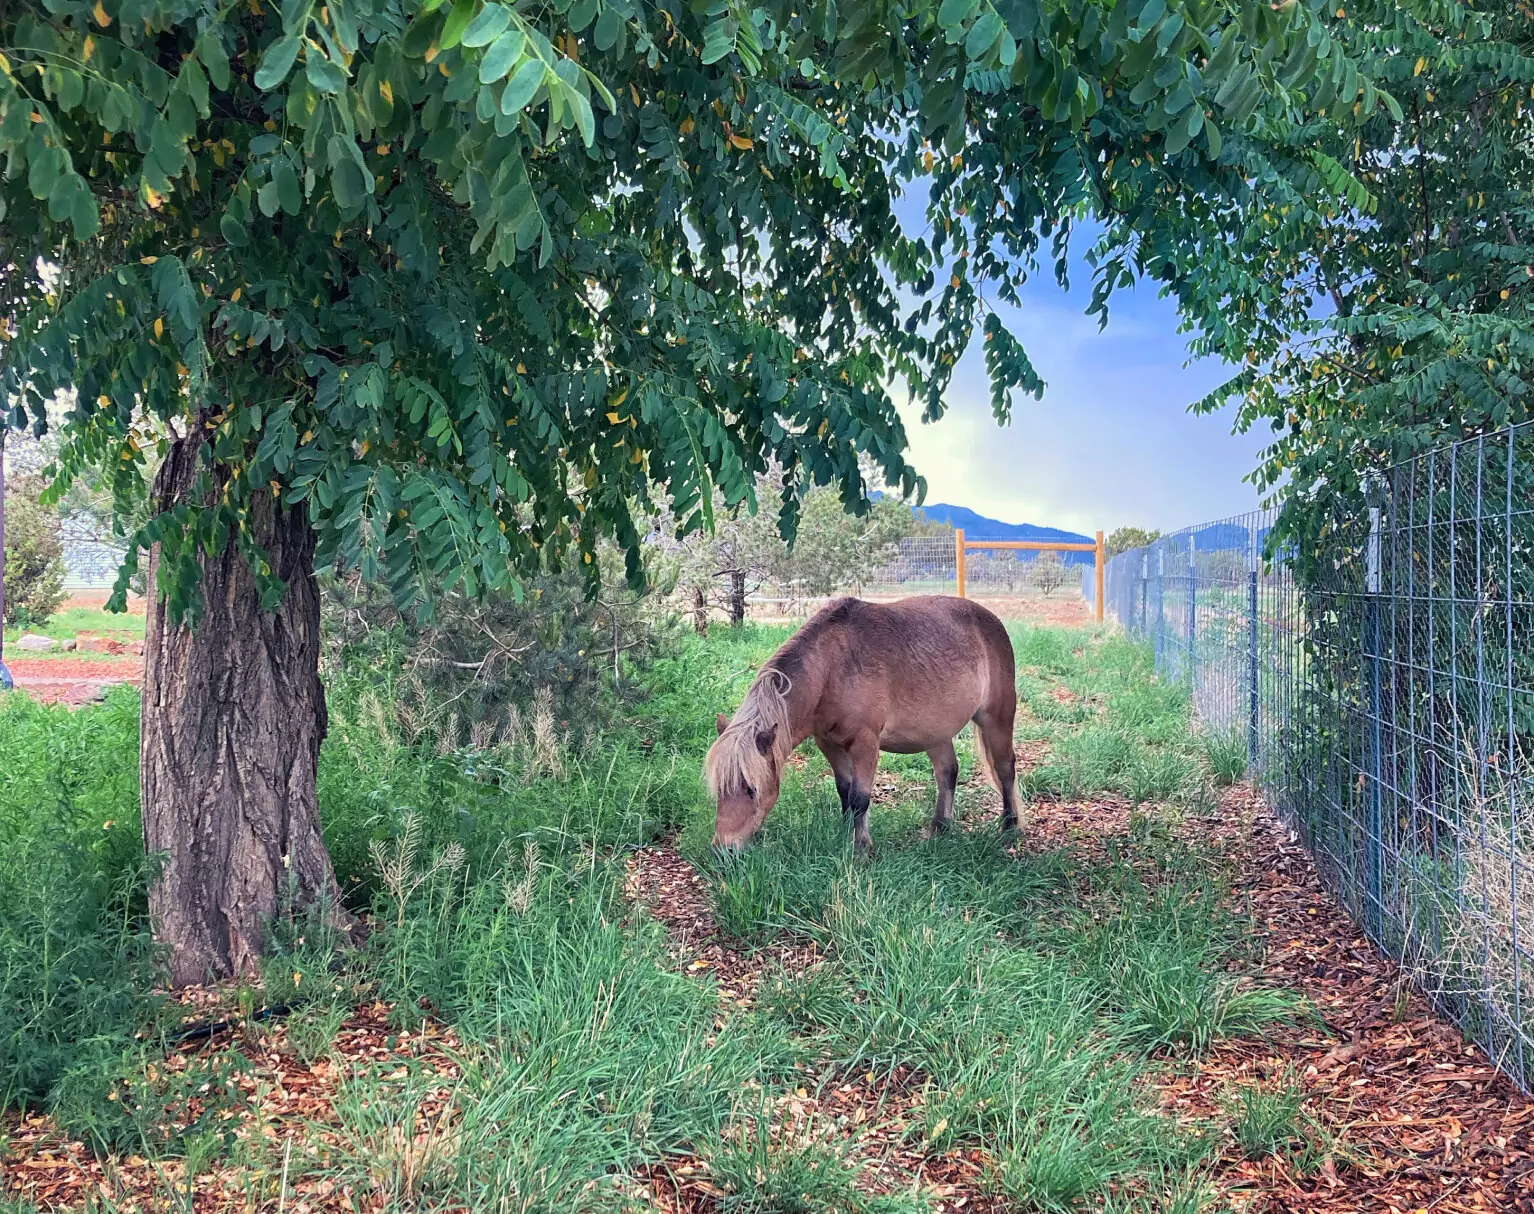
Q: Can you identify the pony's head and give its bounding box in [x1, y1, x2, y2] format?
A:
[704, 669, 792, 849]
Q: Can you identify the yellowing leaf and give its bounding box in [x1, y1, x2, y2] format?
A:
[930, 1118, 949, 1138]
[728, 132, 753, 150]
[231, 286, 242, 302]
[379, 80, 394, 104]
[1414, 56, 1426, 76]
[679, 115, 695, 136]
[93, 0, 111, 27]
[153, 317, 164, 338]
[606, 411, 624, 424]
[83, 36, 96, 60]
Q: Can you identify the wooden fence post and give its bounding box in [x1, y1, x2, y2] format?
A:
[1094, 530, 1105, 622]
[955, 529, 966, 599]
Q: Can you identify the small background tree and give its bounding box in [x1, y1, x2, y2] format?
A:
[1032, 551, 1067, 598]
[1107, 528, 1163, 558]
[2, 474, 68, 631]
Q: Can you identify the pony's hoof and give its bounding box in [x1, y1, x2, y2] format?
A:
[923, 821, 953, 841]
[999, 816, 1020, 835]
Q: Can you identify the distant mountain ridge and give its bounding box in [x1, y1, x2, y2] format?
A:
[913, 504, 1096, 565]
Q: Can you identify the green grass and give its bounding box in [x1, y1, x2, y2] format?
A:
[3, 605, 146, 644]
[0, 617, 1304, 1208]
[1223, 1070, 1330, 1171]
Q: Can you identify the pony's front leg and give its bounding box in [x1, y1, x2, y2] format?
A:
[846, 733, 881, 857]
[815, 737, 856, 816]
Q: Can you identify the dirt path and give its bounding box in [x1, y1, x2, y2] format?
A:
[622, 785, 1533, 1212]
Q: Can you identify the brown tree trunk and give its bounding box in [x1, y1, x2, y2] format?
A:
[729, 570, 746, 626]
[141, 436, 349, 986]
[691, 584, 709, 636]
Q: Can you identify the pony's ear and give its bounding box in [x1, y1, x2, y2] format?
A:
[754, 724, 778, 756]
[716, 713, 730, 735]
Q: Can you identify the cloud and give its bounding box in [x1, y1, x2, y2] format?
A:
[889, 222, 1268, 534]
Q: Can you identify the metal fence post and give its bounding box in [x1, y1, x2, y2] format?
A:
[1247, 521, 1260, 772]
[1154, 546, 1165, 674]
[1365, 505, 1384, 938]
[1139, 551, 1148, 636]
[1186, 532, 1197, 688]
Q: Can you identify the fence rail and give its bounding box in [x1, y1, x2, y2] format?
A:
[848, 534, 1099, 603]
[1104, 423, 1534, 1092]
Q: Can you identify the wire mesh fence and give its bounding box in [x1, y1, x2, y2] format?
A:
[1104, 423, 1534, 1091]
[857, 535, 1091, 599]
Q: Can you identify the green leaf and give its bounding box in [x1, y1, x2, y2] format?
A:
[254, 35, 302, 91]
[197, 29, 231, 91]
[461, 2, 512, 48]
[257, 179, 281, 216]
[499, 57, 545, 113]
[275, 159, 301, 214]
[965, 10, 1003, 60]
[306, 52, 348, 95]
[219, 214, 249, 246]
[593, 7, 621, 52]
[568, 87, 594, 146]
[440, 0, 479, 50]
[938, 0, 980, 31]
[480, 28, 527, 83]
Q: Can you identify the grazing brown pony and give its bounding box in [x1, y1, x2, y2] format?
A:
[705, 596, 1020, 852]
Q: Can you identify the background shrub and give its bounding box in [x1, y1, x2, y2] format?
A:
[3, 473, 69, 630]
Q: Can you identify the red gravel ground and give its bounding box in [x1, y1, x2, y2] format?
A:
[3, 656, 143, 706]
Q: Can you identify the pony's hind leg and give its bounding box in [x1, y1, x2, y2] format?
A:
[925, 740, 959, 837]
[976, 714, 1022, 832]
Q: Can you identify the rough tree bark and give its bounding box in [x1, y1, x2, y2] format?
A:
[728, 569, 746, 626]
[141, 435, 350, 986]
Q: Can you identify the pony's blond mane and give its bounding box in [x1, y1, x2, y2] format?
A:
[704, 667, 794, 799]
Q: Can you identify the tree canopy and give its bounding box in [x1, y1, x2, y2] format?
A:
[1178, 0, 1534, 557]
[2, 0, 1385, 615]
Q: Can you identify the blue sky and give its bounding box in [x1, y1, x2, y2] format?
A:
[890, 205, 1271, 537]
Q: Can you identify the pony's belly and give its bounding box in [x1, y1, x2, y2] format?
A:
[878, 703, 981, 753]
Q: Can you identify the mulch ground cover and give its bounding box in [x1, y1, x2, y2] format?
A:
[4, 775, 1530, 1211]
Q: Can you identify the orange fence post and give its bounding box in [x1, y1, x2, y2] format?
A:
[955, 528, 966, 598]
[1094, 530, 1105, 623]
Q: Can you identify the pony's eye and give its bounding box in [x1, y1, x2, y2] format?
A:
[744, 785, 757, 800]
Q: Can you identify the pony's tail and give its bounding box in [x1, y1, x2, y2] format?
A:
[970, 721, 994, 785]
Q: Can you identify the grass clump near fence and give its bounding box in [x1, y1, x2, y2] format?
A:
[1, 619, 1314, 1209]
